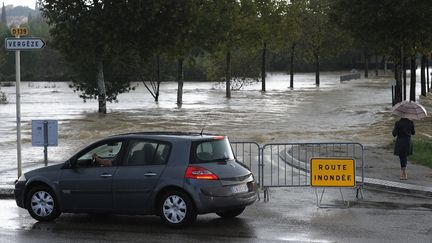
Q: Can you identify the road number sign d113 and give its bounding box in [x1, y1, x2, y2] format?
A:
[11, 27, 28, 37]
[310, 157, 356, 187]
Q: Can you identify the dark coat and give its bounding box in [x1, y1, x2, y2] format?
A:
[392, 118, 415, 156]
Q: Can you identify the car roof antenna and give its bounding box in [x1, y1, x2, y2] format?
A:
[200, 128, 204, 136]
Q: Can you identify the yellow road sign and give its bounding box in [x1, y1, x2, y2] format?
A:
[310, 157, 356, 187]
[11, 27, 28, 37]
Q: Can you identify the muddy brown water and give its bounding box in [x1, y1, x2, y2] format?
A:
[0, 72, 430, 174]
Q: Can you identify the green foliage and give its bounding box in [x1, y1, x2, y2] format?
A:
[7, 0, 432, 101]
[41, 0, 136, 103]
[19, 16, 68, 81]
[300, 0, 352, 62]
[410, 138, 432, 168]
[332, 0, 432, 58]
[0, 22, 10, 80]
[277, 0, 306, 48]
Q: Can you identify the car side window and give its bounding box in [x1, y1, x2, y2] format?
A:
[76, 141, 123, 167]
[125, 140, 170, 166]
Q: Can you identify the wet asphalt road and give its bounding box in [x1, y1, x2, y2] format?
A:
[1, 188, 432, 243]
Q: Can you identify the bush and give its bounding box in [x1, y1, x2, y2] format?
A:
[0, 91, 7, 104]
[410, 138, 432, 168]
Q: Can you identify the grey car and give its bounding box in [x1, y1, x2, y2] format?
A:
[14, 132, 258, 227]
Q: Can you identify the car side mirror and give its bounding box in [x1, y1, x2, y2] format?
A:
[62, 158, 75, 169]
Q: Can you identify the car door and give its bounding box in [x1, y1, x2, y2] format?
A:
[112, 139, 170, 213]
[59, 140, 125, 212]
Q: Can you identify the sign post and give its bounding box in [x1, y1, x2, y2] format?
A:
[15, 37, 22, 178]
[5, 27, 45, 178]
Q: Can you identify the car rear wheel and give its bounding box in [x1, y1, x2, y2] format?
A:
[216, 207, 245, 218]
[159, 190, 197, 228]
[26, 186, 61, 222]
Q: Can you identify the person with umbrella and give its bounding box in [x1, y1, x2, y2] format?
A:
[391, 101, 427, 180]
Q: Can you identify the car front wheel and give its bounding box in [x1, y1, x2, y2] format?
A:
[159, 190, 197, 228]
[26, 186, 61, 222]
[216, 207, 245, 218]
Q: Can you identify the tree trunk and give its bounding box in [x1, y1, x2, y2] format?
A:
[289, 43, 295, 89]
[96, 55, 107, 114]
[261, 41, 266, 92]
[383, 55, 387, 74]
[427, 57, 430, 93]
[226, 51, 231, 98]
[410, 56, 416, 102]
[375, 54, 378, 76]
[314, 52, 320, 86]
[155, 54, 161, 102]
[403, 56, 407, 100]
[421, 54, 426, 96]
[364, 51, 369, 78]
[394, 50, 402, 104]
[177, 58, 184, 105]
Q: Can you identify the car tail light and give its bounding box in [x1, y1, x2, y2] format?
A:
[213, 136, 225, 140]
[184, 166, 219, 180]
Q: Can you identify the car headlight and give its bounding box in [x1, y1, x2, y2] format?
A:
[17, 174, 26, 182]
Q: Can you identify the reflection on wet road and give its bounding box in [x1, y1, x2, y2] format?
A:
[1, 188, 431, 242]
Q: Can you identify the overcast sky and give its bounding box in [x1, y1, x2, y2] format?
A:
[3, 0, 34, 9]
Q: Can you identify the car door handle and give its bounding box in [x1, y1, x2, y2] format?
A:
[144, 172, 157, 177]
[100, 173, 112, 178]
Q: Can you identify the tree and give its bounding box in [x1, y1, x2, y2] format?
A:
[134, 0, 200, 105]
[333, 0, 432, 103]
[161, 0, 199, 105]
[1, 3, 6, 26]
[198, 0, 258, 98]
[19, 15, 68, 81]
[41, 0, 136, 113]
[301, 0, 350, 86]
[279, 0, 307, 89]
[254, 0, 282, 92]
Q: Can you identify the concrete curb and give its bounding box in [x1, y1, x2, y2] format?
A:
[279, 149, 432, 198]
[362, 178, 432, 198]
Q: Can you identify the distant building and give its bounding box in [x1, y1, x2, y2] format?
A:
[7, 16, 27, 26]
[3, 3, 36, 26]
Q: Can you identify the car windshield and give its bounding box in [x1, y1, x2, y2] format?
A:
[192, 137, 235, 164]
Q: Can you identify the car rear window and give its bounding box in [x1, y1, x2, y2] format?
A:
[190, 137, 235, 164]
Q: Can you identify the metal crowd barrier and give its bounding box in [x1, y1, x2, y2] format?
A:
[231, 142, 262, 187]
[231, 141, 365, 201]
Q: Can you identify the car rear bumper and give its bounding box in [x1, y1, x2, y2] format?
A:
[195, 180, 258, 214]
[14, 181, 25, 208]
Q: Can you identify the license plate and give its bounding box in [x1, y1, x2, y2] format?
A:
[231, 184, 248, 194]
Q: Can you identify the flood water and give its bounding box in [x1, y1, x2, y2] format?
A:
[0, 71, 424, 172]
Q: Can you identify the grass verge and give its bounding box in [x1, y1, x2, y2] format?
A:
[410, 138, 432, 168]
